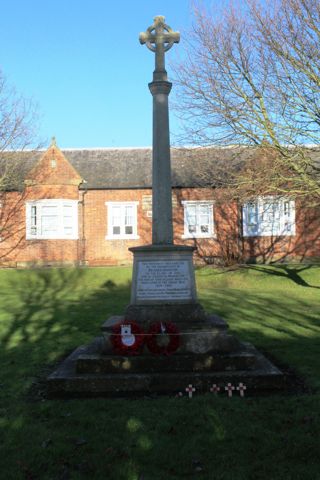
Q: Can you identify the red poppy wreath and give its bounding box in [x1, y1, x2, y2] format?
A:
[146, 321, 180, 355]
[111, 321, 144, 355]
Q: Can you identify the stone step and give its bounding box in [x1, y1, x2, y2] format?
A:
[47, 341, 285, 397]
[76, 352, 257, 374]
[48, 368, 285, 397]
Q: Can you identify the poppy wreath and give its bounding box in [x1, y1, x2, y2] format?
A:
[146, 321, 180, 355]
[110, 321, 145, 355]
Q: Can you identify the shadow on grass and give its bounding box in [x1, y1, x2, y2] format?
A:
[207, 263, 320, 289]
[244, 264, 320, 289]
[0, 268, 319, 479]
[0, 268, 131, 397]
[200, 286, 320, 389]
[0, 266, 319, 391]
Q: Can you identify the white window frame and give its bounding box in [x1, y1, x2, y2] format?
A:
[182, 201, 215, 239]
[105, 201, 139, 240]
[26, 199, 78, 240]
[242, 196, 295, 237]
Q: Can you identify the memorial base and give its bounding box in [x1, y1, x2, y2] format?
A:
[47, 330, 285, 397]
[46, 245, 285, 397]
[47, 312, 286, 397]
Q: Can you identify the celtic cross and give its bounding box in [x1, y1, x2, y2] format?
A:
[139, 16, 180, 81]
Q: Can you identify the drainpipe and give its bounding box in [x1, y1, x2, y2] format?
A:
[78, 180, 87, 266]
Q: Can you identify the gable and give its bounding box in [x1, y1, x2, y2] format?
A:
[25, 141, 83, 187]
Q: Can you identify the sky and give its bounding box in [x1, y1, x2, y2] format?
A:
[0, 0, 201, 149]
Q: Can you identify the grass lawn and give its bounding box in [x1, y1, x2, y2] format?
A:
[0, 264, 319, 480]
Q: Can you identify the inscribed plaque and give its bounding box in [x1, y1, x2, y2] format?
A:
[136, 260, 192, 301]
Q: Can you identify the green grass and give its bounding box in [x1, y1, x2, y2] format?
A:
[0, 265, 319, 480]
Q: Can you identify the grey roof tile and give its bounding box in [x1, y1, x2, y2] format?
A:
[0, 146, 319, 190]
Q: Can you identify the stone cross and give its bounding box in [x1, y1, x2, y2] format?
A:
[139, 16, 180, 244]
[139, 16, 180, 81]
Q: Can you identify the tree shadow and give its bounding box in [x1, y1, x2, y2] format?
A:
[0, 267, 319, 479]
[0, 268, 131, 394]
[242, 264, 320, 289]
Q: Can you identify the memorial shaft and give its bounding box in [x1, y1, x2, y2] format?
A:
[149, 80, 173, 244]
[139, 16, 180, 245]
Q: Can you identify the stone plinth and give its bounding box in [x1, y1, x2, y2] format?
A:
[126, 244, 207, 323]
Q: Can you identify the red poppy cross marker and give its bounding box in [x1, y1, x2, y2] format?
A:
[210, 384, 220, 395]
[236, 383, 247, 397]
[225, 383, 235, 397]
[185, 384, 196, 398]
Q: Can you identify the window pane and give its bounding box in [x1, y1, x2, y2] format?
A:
[63, 216, 73, 227]
[41, 206, 59, 233]
[261, 201, 280, 233]
[200, 213, 210, 224]
[112, 206, 121, 226]
[284, 201, 290, 216]
[125, 225, 133, 235]
[199, 205, 209, 215]
[186, 205, 197, 228]
[186, 205, 196, 215]
[63, 227, 73, 236]
[41, 205, 58, 216]
[31, 206, 37, 223]
[63, 206, 73, 228]
[247, 203, 257, 225]
[201, 225, 209, 233]
[113, 226, 121, 235]
[30, 205, 37, 234]
[41, 215, 59, 233]
[125, 206, 133, 225]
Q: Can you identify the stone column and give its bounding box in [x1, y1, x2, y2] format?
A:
[139, 15, 180, 245]
[149, 80, 173, 244]
[125, 16, 204, 323]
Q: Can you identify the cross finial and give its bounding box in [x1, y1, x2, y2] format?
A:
[51, 136, 57, 147]
[139, 16, 180, 81]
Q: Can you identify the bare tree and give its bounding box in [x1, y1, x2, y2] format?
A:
[0, 69, 39, 259]
[173, 0, 320, 203]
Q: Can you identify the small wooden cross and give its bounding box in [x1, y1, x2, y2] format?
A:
[225, 383, 235, 397]
[185, 384, 196, 398]
[236, 383, 247, 397]
[210, 384, 220, 395]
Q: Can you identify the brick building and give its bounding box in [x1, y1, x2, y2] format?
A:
[0, 142, 319, 267]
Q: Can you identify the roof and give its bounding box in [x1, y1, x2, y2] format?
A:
[0, 146, 319, 191]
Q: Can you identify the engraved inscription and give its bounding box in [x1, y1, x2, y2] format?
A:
[136, 260, 192, 300]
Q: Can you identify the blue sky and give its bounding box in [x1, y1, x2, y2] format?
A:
[0, 0, 198, 148]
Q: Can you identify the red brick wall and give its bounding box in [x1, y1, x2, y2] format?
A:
[0, 187, 80, 267]
[82, 189, 152, 266]
[0, 187, 319, 267]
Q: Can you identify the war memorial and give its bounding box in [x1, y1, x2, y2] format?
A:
[47, 16, 284, 396]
